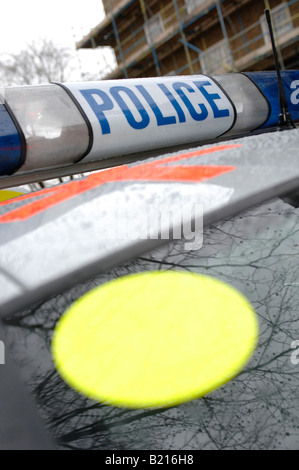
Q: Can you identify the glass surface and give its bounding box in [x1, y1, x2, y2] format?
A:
[3, 196, 299, 450]
[215, 74, 269, 133]
[5, 85, 90, 171]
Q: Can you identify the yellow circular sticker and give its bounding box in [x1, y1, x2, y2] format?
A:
[52, 271, 258, 408]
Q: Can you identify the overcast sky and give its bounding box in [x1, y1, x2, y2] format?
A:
[0, 0, 115, 80]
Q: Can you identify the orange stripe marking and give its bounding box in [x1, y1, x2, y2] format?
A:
[0, 144, 240, 223]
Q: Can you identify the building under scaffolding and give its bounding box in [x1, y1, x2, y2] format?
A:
[77, 0, 299, 79]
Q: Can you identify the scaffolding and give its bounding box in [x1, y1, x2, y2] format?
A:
[77, 0, 299, 78]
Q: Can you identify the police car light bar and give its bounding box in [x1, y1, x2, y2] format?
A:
[0, 72, 298, 178]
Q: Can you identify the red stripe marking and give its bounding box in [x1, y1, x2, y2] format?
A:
[0, 144, 240, 223]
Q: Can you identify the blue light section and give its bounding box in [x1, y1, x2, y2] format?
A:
[0, 104, 23, 175]
[245, 71, 299, 129]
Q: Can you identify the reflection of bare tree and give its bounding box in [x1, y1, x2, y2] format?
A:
[3, 198, 299, 449]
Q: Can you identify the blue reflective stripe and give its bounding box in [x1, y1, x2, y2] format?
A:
[245, 71, 299, 128]
[0, 104, 23, 175]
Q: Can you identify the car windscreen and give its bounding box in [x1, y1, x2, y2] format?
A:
[2, 196, 299, 450]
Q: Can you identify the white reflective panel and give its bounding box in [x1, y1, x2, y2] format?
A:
[5, 85, 90, 172]
[214, 73, 269, 134]
[65, 76, 235, 163]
